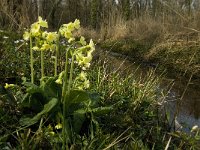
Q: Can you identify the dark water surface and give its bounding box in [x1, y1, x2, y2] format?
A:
[165, 79, 200, 132]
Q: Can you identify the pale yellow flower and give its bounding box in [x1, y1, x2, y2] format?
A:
[4, 83, 15, 89]
[74, 19, 80, 29]
[50, 44, 56, 51]
[30, 22, 40, 36]
[59, 27, 65, 36]
[67, 22, 75, 31]
[80, 36, 86, 46]
[83, 79, 90, 88]
[32, 46, 40, 51]
[29, 16, 48, 37]
[42, 31, 48, 38]
[38, 16, 48, 28]
[46, 32, 58, 43]
[79, 71, 87, 80]
[23, 31, 30, 41]
[48, 131, 55, 136]
[64, 31, 72, 39]
[68, 37, 75, 43]
[55, 78, 62, 84]
[74, 71, 90, 89]
[75, 45, 93, 69]
[62, 23, 68, 28]
[59, 19, 80, 39]
[89, 39, 95, 52]
[83, 56, 92, 66]
[55, 123, 62, 129]
[41, 43, 51, 51]
[84, 63, 91, 69]
[76, 53, 84, 63]
[55, 71, 64, 84]
[48, 124, 53, 130]
[191, 125, 199, 132]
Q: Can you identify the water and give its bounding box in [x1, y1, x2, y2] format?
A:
[96, 50, 200, 132]
[165, 79, 200, 132]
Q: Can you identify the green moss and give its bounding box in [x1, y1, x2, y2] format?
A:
[147, 43, 200, 78]
[100, 37, 200, 84]
[100, 39, 149, 59]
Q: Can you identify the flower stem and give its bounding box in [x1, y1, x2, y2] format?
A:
[62, 49, 69, 150]
[62, 49, 69, 101]
[41, 50, 44, 79]
[30, 36, 34, 83]
[62, 50, 75, 150]
[67, 54, 75, 92]
[55, 34, 60, 76]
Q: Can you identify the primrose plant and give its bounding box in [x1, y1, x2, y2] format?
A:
[21, 16, 99, 149]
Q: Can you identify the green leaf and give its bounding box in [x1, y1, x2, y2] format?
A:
[20, 98, 58, 126]
[40, 76, 61, 100]
[87, 92, 101, 108]
[66, 90, 90, 105]
[23, 82, 41, 94]
[72, 109, 86, 134]
[64, 90, 90, 115]
[91, 106, 113, 116]
[21, 77, 62, 111]
[21, 81, 44, 110]
[21, 93, 44, 112]
[64, 91, 106, 116]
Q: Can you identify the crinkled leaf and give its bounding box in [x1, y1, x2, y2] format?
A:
[20, 98, 58, 126]
[72, 109, 86, 134]
[64, 90, 90, 114]
[21, 82, 44, 109]
[21, 92, 44, 112]
[23, 82, 41, 94]
[86, 92, 101, 107]
[40, 76, 61, 99]
[91, 106, 113, 116]
[66, 90, 90, 105]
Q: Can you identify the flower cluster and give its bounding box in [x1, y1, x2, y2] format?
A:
[75, 39, 95, 70]
[30, 16, 48, 37]
[22, 17, 96, 147]
[23, 16, 58, 51]
[41, 31, 58, 51]
[57, 19, 95, 90]
[74, 71, 90, 90]
[71, 39, 95, 90]
[23, 16, 95, 90]
[23, 16, 48, 40]
[59, 19, 80, 43]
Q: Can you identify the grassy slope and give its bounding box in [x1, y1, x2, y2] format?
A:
[100, 35, 200, 81]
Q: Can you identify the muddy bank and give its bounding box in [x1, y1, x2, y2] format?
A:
[100, 38, 200, 85]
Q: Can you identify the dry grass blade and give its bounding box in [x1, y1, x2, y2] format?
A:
[103, 127, 131, 150]
[164, 136, 172, 150]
